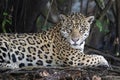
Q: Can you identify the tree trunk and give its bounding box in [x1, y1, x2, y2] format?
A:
[115, 0, 120, 56]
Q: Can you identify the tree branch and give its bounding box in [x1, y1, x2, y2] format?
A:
[95, 0, 115, 20]
[99, 0, 114, 20]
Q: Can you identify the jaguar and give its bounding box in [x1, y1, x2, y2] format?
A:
[0, 13, 109, 69]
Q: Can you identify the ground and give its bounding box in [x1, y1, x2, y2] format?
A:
[0, 66, 120, 80]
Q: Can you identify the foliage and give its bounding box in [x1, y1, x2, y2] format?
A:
[96, 0, 105, 9]
[36, 16, 52, 31]
[2, 12, 12, 33]
[95, 19, 109, 33]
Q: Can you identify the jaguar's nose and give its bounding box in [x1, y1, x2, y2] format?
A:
[72, 38, 79, 42]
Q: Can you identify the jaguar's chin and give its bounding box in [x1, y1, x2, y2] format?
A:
[69, 41, 85, 51]
[70, 44, 82, 49]
[72, 43, 78, 46]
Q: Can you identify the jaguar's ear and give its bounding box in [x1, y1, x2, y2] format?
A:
[59, 14, 67, 21]
[86, 16, 94, 24]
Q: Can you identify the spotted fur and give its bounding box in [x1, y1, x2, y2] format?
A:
[0, 13, 109, 69]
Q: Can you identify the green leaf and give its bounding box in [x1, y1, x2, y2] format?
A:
[96, 0, 105, 9]
[100, 0, 105, 7]
[2, 19, 7, 33]
[95, 20, 103, 32]
[3, 12, 8, 16]
[6, 19, 12, 24]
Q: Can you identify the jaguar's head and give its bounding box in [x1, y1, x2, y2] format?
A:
[59, 13, 94, 49]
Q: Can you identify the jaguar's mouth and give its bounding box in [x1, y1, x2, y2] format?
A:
[72, 43, 78, 46]
[71, 42, 84, 46]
